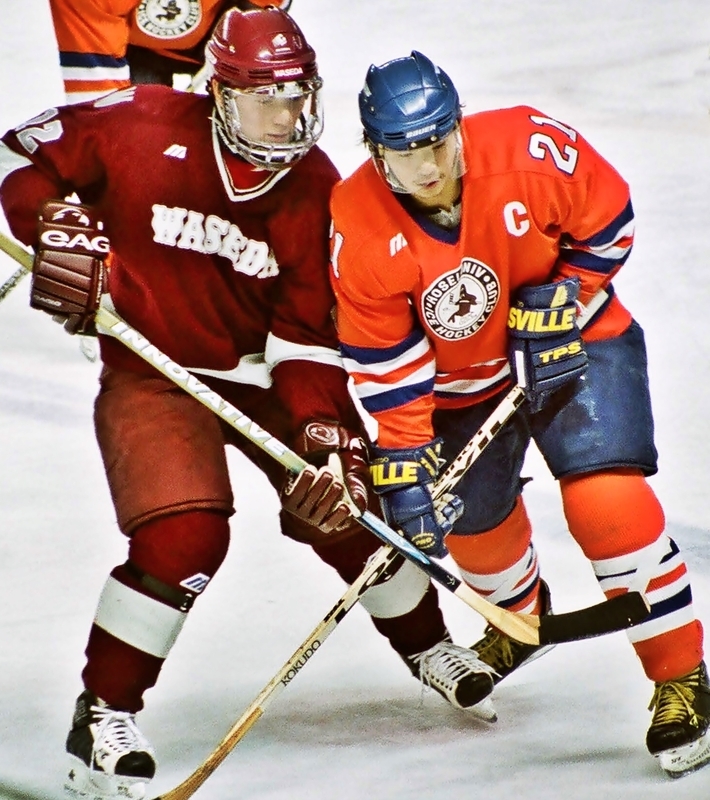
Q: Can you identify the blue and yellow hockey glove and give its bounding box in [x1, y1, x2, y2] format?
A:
[508, 277, 588, 412]
[370, 438, 463, 558]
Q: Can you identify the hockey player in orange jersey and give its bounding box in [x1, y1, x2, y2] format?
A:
[49, 0, 292, 103]
[329, 51, 710, 778]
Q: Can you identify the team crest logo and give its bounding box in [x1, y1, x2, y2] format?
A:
[421, 258, 500, 340]
[135, 0, 202, 39]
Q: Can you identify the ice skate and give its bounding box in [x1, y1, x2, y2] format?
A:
[64, 690, 156, 800]
[464, 581, 555, 706]
[403, 637, 498, 721]
[647, 660, 710, 778]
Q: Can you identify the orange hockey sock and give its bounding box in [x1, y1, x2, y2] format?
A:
[560, 468, 664, 560]
[446, 497, 544, 614]
[560, 469, 703, 681]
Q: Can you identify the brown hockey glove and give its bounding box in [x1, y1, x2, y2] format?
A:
[281, 420, 369, 534]
[31, 199, 108, 335]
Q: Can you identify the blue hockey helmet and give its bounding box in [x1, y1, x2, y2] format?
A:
[359, 51, 461, 151]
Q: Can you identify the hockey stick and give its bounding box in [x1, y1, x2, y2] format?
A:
[0, 231, 649, 795]
[0, 235, 32, 302]
[186, 63, 209, 94]
[0, 229, 537, 639]
[0, 264, 28, 302]
[89, 299, 649, 644]
[0, 220, 542, 642]
[86, 297, 541, 644]
[153, 545, 402, 800]
[145, 300, 646, 800]
[0, 230, 648, 645]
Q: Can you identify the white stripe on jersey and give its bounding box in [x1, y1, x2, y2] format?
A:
[342, 335, 432, 380]
[434, 362, 511, 396]
[61, 64, 130, 83]
[354, 361, 436, 400]
[265, 332, 344, 371]
[64, 89, 122, 105]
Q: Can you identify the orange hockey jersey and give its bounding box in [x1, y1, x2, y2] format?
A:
[330, 106, 635, 448]
[49, 0, 280, 104]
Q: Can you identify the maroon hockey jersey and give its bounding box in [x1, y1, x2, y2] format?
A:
[0, 85, 355, 434]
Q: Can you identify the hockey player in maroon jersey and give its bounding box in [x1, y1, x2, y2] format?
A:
[0, 11, 493, 799]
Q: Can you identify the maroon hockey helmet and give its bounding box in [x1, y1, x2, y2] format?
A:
[206, 7, 316, 88]
[206, 8, 323, 169]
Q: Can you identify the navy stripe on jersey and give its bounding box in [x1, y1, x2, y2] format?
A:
[60, 51, 128, 69]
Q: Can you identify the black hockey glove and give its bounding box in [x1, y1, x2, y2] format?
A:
[31, 199, 108, 335]
[508, 277, 588, 412]
[369, 438, 463, 559]
[281, 421, 369, 533]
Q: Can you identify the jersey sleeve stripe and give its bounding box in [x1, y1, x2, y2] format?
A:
[59, 52, 131, 103]
[360, 377, 436, 415]
[434, 362, 511, 400]
[62, 68, 130, 85]
[352, 360, 436, 400]
[342, 339, 432, 383]
[59, 51, 129, 69]
[560, 237, 633, 275]
[576, 199, 635, 248]
[558, 246, 632, 274]
[339, 327, 428, 366]
[340, 329, 436, 413]
[558, 202, 635, 275]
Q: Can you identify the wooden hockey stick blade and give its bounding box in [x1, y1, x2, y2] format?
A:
[537, 590, 651, 645]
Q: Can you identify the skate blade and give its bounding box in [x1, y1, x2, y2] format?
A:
[465, 696, 497, 723]
[657, 731, 710, 778]
[64, 755, 150, 800]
